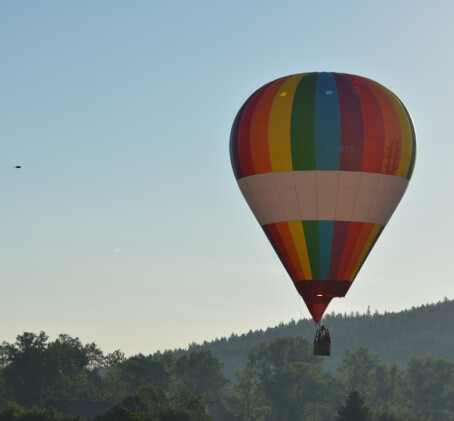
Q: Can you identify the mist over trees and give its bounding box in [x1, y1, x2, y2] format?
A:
[1, 299, 454, 420]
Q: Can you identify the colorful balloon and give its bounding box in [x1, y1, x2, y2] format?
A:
[230, 72, 416, 323]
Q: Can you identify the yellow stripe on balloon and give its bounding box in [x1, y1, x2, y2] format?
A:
[350, 224, 382, 280]
[268, 74, 305, 172]
[383, 87, 413, 178]
[288, 220, 312, 279]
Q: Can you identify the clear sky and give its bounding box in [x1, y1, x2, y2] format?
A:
[1, 1, 453, 356]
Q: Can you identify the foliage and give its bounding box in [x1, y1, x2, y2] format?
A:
[224, 366, 270, 421]
[0, 402, 82, 421]
[402, 355, 454, 420]
[186, 298, 454, 378]
[1, 332, 52, 407]
[370, 407, 426, 421]
[247, 336, 339, 420]
[118, 351, 175, 395]
[335, 390, 371, 421]
[94, 385, 211, 421]
[174, 351, 229, 399]
[0, 332, 103, 407]
[3, 300, 454, 419]
[337, 347, 405, 407]
[0, 332, 229, 417]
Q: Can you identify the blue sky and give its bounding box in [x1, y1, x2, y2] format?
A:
[1, 1, 453, 355]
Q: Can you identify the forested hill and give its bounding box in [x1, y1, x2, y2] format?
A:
[184, 298, 454, 378]
[2, 300, 454, 420]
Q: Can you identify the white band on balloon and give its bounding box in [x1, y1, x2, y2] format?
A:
[237, 170, 409, 227]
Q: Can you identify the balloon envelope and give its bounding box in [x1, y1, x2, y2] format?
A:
[230, 72, 416, 322]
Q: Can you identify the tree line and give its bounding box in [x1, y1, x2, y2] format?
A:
[187, 298, 454, 378]
[1, 331, 454, 420]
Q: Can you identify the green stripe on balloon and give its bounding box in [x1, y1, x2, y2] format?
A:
[291, 73, 317, 170]
[303, 221, 320, 279]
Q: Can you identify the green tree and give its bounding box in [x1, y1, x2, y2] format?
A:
[402, 355, 454, 420]
[337, 348, 382, 397]
[0, 401, 82, 420]
[46, 334, 103, 400]
[247, 336, 336, 420]
[338, 348, 407, 409]
[174, 351, 229, 400]
[1, 332, 53, 407]
[371, 407, 426, 421]
[95, 385, 211, 421]
[102, 350, 127, 402]
[372, 362, 403, 407]
[225, 365, 270, 421]
[120, 352, 175, 395]
[172, 387, 213, 421]
[0, 331, 105, 406]
[174, 351, 229, 420]
[96, 385, 172, 420]
[336, 390, 371, 421]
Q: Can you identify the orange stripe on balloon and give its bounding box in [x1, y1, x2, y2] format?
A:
[350, 224, 382, 280]
[250, 77, 289, 174]
[275, 222, 305, 280]
[265, 223, 299, 281]
[344, 223, 374, 280]
[367, 80, 402, 176]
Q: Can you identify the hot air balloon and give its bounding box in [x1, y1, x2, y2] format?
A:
[230, 72, 416, 355]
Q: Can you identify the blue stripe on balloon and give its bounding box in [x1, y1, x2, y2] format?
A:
[318, 220, 334, 279]
[315, 72, 341, 170]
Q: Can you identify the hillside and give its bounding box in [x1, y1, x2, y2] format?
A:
[185, 298, 454, 378]
[3, 299, 454, 420]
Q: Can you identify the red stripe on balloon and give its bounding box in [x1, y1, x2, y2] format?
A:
[237, 83, 271, 177]
[346, 75, 386, 173]
[329, 221, 350, 280]
[335, 74, 364, 171]
[336, 222, 364, 280]
[230, 99, 250, 179]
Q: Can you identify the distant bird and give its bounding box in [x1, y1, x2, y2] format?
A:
[14, 166, 21, 168]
